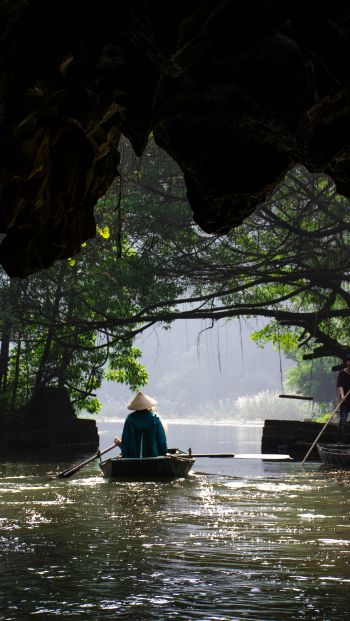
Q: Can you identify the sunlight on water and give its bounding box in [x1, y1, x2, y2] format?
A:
[0, 424, 349, 620]
[69, 476, 106, 487]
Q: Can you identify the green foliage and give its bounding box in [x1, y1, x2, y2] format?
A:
[284, 357, 336, 405]
[105, 347, 148, 391]
[0, 138, 189, 413]
[251, 326, 337, 405]
[251, 324, 300, 353]
[82, 397, 102, 415]
[312, 412, 332, 423]
[96, 225, 110, 239]
[2, 138, 350, 416]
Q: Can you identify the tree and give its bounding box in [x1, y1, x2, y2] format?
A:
[284, 356, 336, 407]
[3, 137, 350, 414]
[69, 142, 350, 369]
[0, 140, 192, 413]
[0, 224, 152, 413]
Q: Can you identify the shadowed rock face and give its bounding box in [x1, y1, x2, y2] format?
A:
[1, 1, 350, 276]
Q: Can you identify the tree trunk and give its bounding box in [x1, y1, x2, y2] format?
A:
[32, 263, 67, 397]
[0, 335, 10, 392]
[57, 346, 73, 389]
[56, 291, 75, 389]
[11, 340, 21, 410]
[0, 279, 19, 393]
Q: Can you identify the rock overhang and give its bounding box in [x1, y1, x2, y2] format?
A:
[0, 1, 349, 276]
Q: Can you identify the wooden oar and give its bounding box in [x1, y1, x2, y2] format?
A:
[56, 443, 117, 479]
[301, 389, 350, 466]
[176, 452, 291, 460]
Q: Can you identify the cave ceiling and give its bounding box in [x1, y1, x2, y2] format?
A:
[1, 0, 350, 276]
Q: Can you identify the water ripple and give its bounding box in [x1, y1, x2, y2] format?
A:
[0, 459, 348, 620]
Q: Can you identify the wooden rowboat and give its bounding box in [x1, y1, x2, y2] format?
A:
[100, 454, 195, 480]
[317, 443, 350, 468]
[57, 446, 292, 480]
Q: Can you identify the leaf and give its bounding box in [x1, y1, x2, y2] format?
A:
[97, 226, 110, 239]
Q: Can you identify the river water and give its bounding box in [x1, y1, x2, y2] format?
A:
[0, 422, 350, 621]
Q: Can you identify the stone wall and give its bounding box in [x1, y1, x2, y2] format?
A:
[0, 387, 99, 455]
[262, 418, 350, 461]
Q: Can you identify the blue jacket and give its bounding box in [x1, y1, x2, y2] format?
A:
[120, 409, 168, 458]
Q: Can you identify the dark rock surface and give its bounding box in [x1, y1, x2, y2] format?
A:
[1, 2, 350, 275]
[262, 418, 350, 461]
[0, 387, 99, 455]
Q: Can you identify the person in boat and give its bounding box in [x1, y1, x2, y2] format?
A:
[114, 392, 168, 458]
[336, 354, 350, 443]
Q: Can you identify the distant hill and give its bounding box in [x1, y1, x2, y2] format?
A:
[96, 319, 298, 421]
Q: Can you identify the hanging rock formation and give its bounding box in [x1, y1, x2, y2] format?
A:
[1, 1, 350, 276]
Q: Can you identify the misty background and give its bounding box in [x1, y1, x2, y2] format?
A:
[96, 319, 314, 423]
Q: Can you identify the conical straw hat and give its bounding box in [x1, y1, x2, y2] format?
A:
[127, 391, 157, 411]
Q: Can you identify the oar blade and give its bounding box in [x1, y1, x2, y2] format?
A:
[56, 443, 117, 479]
[57, 465, 82, 479]
[183, 452, 292, 460]
[56, 459, 94, 479]
[234, 453, 292, 461]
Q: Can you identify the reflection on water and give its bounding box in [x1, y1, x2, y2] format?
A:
[0, 424, 349, 620]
